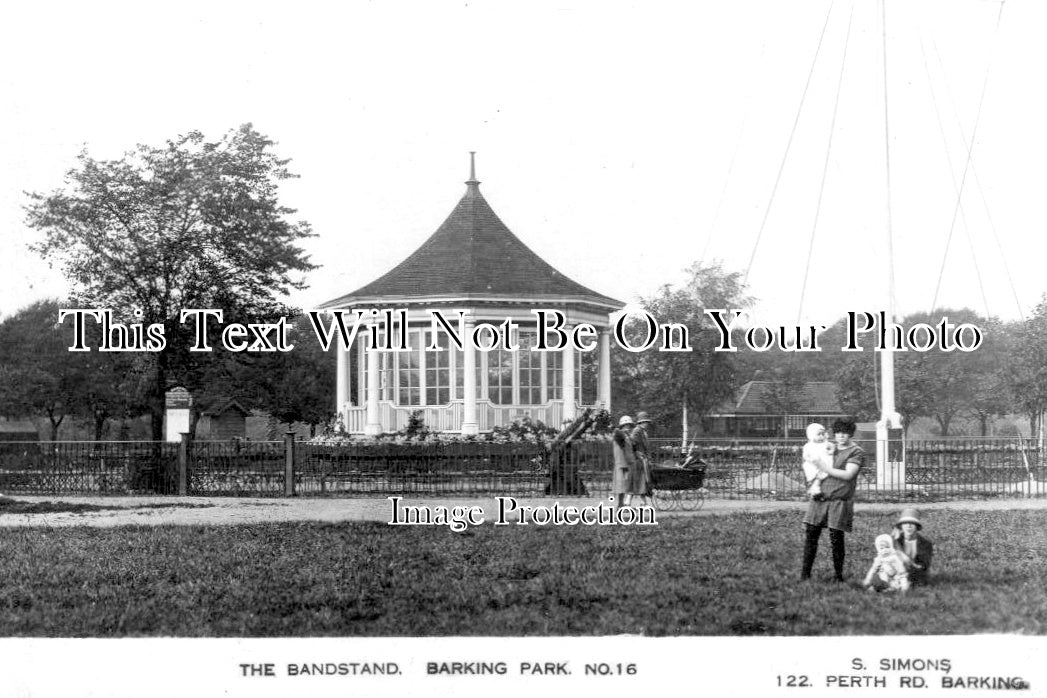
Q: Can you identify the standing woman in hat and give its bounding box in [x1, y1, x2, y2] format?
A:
[893, 508, 934, 586]
[629, 412, 655, 506]
[612, 416, 636, 509]
[801, 417, 866, 582]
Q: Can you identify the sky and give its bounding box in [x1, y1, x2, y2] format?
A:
[1, 0, 1044, 330]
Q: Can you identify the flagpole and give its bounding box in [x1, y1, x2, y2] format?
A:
[876, 0, 903, 487]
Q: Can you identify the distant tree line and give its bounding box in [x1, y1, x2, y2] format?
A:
[611, 262, 1046, 439]
[3, 124, 1042, 440]
[0, 299, 335, 440]
[3, 265, 1039, 441]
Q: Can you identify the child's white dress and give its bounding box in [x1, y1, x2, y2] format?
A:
[869, 550, 910, 592]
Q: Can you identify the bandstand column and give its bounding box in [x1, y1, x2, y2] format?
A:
[598, 328, 611, 411]
[562, 328, 577, 422]
[336, 340, 351, 430]
[461, 317, 479, 435]
[364, 343, 382, 436]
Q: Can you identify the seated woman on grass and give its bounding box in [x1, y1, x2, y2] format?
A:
[893, 508, 933, 586]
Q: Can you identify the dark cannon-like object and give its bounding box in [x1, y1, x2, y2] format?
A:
[543, 408, 600, 496]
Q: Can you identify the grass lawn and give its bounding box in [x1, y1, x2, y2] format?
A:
[0, 509, 1044, 636]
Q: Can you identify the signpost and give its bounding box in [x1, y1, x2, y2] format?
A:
[164, 386, 193, 442]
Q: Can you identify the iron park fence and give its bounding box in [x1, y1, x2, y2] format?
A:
[647, 437, 1047, 501]
[0, 436, 1044, 501]
[0, 441, 180, 495]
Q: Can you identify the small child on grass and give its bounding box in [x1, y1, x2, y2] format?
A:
[862, 533, 910, 593]
[802, 423, 834, 500]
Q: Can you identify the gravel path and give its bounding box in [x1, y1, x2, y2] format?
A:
[1, 494, 1045, 527]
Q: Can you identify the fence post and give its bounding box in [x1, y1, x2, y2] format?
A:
[178, 433, 190, 496]
[284, 432, 296, 497]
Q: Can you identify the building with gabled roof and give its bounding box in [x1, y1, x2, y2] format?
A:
[703, 380, 846, 437]
[321, 155, 624, 435]
[195, 398, 250, 441]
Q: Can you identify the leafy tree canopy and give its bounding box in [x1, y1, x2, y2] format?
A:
[612, 260, 751, 434]
[0, 299, 147, 439]
[835, 308, 1004, 436]
[25, 125, 317, 440]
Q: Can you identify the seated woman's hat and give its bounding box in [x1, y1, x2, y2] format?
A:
[896, 508, 922, 529]
[635, 411, 652, 423]
[618, 415, 634, 426]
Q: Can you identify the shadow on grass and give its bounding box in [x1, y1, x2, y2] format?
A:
[0, 496, 213, 516]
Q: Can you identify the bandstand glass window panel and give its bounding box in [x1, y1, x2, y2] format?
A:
[347, 341, 360, 406]
[518, 333, 542, 405]
[361, 335, 394, 401]
[454, 345, 463, 399]
[381, 351, 394, 401]
[397, 338, 421, 405]
[487, 347, 513, 405]
[426, 331, 451, 405]
[356, 336, 365, 405]
[578, 350, 598, 404]
[546, 350, 562, 400]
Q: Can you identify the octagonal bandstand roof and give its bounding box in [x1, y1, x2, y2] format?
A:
[322, 158, 623, 314]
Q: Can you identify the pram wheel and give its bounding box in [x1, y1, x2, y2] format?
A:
[652, 489, 678, 512]
[679, 488, 706, 511]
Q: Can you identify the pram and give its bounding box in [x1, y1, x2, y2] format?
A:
[649, 445, 708, 511]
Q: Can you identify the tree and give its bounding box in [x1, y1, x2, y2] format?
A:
[835, 308, 1000, 436]
[612, 260, 751, 437]
[899, 309, 1005, 436]
[733, 315, 862, 386]
[77, 338, 151, 441]
[0, 299, 146, 440]
[727, 315, 862, 437]
[25, 125, 316, 440]
[960, 317, 1012, 436]
[0, 300, 80, 439]
[1003, 297, 1047, 438]
[222, 319, 336, 435]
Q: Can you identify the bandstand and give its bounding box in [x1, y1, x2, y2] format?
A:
[320, 157, 623, 435]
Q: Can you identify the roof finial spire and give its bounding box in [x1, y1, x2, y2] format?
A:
[466, 151, 480, 188]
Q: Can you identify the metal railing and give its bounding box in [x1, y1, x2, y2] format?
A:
[0, 441, 179, 495]
[0, 436, 1044, 500]
[296, 439, 615, 498]
[188, 440, 286, 497]
[648, 437, 1047, 501]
